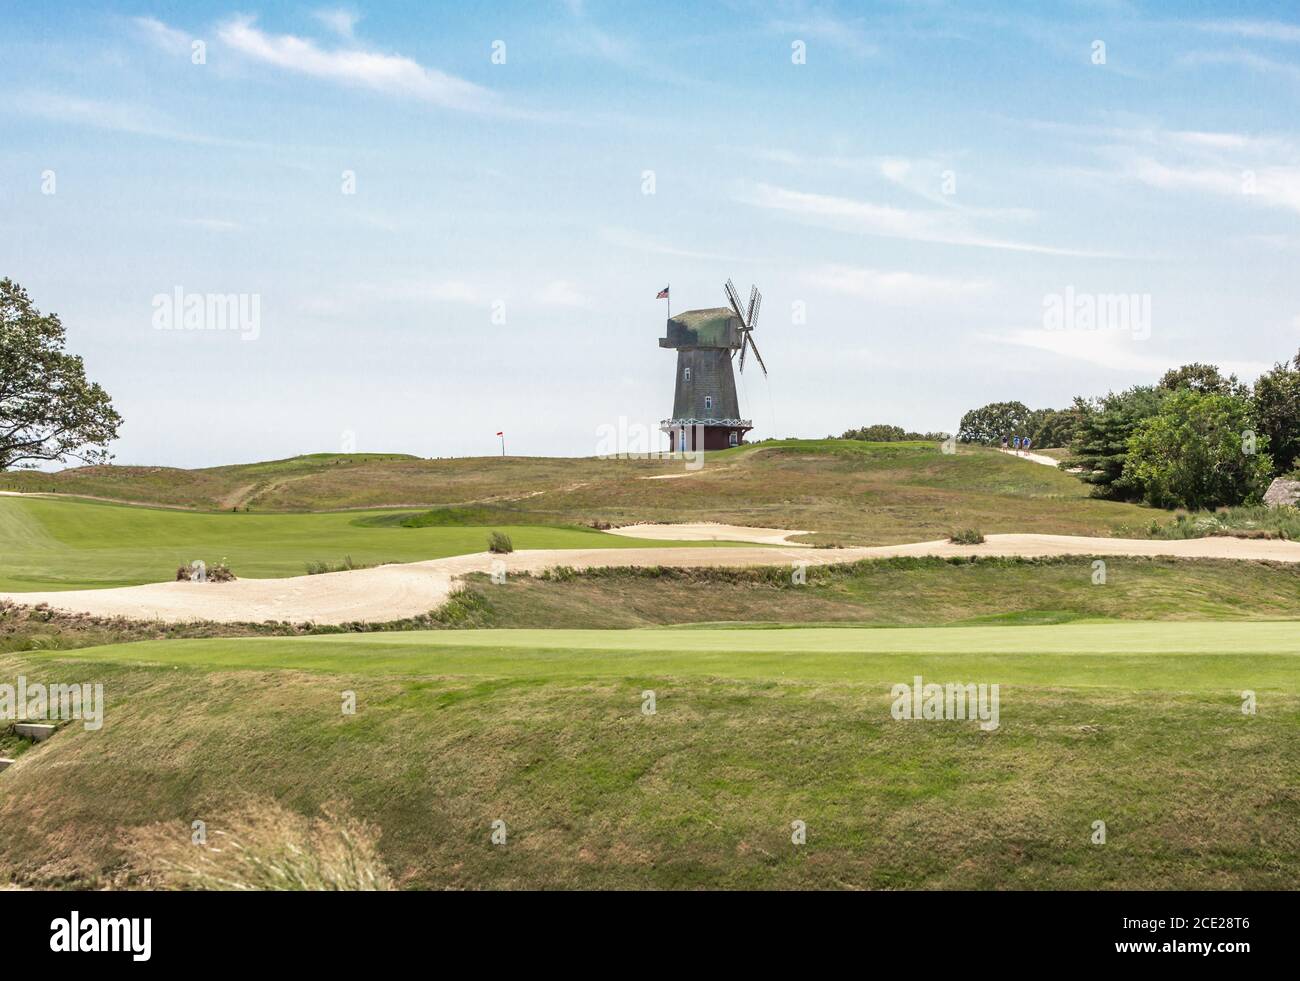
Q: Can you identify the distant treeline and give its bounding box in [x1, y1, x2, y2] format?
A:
[838, 424, 951, 442]
[956, 355, 1300, 510]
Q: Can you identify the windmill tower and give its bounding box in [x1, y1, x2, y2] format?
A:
[660, 280, 768, 451]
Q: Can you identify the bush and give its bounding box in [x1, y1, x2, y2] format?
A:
[488, 531, 514, 554]
[1123, 389, 1273, 509]
[176, 561, 237, 582]
[949, 529, 985, 545]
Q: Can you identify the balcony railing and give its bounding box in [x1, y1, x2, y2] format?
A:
[659, 418, 752, 429]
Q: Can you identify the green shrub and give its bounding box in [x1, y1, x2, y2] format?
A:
[488, 531, 514, 554]
[949, 529, 986, 545]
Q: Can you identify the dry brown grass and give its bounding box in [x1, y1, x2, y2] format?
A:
[123, 800, 393, 891]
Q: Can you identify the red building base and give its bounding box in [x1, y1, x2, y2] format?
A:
[661, 423, 752, 451]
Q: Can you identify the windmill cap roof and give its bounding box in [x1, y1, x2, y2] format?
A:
[660, 307, 743, 349]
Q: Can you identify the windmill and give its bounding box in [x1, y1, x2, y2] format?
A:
[658, 280, 768, 451]
[724, 279, 768, 377]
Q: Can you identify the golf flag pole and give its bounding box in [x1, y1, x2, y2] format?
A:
[496, 431, 504, 456]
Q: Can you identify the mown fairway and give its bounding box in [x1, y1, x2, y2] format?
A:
[0, 496, 728, 591]
[3, 621, 1297, 890]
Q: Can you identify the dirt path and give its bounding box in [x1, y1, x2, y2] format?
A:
[5, 533, 1299, 626]
[997, 447, 1065, 468]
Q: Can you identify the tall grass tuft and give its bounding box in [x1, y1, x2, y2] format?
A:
[1132, 506, 1300, 541]
[127, 801, 394, 891]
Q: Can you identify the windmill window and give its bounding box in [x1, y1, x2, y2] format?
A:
[704, 396, 713, 411]
[684, 367, 691, 381]
[729, 431, 739, 447]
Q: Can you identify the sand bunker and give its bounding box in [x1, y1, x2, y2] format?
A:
[605, 522, 812, 546]
[4, 533, 1299, 626]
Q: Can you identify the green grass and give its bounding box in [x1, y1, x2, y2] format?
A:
[0, 496, 741, 591]
[452, 556, 1300, 628]
[4, 620, 1298, 890]
[1133, 506, 1300, 541]
[3, 441, 1161, 543]
[56, 620, 1300, 685]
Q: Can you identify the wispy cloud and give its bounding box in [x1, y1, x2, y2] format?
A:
[3, 90, 262, 148]
[801, 264, 993, 305]
[1191, 19, 1300, 43]
[216, 15, 495, 112]
[767, 8, 878, 58]
[736, 182, 1112, 256]
[313, 7, 361, 40]
[1180, 48, 1300, 81]
[537, 280, 595, 309]
[984, 327, 1270, 379]
[133, 15, 192, 55]
[599, 227, 744, 263]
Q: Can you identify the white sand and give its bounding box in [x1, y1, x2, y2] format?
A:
[998, 447, 1064, 468]
[605, 522, 812, 546]
[4, 533, 1299, 626]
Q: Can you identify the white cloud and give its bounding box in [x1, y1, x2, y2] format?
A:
[6, 91, 236, 147]
[767, 12, 878, 57]
[599, 227, 744, 262]
[537, 280, 595, 309]
[1120, 156, 1300, 215]
[801, 265, 992, 305]
[985, 328, 1270, 379]
[737, 182, 1109, 256]
[216, 15, 495, 111]
[133, 16, 191, 54]
[313, 8, 361, 40]
[1180, 49, 1300, 81]
[1192, 19, 1300, 43]
[413, 281, 483, 304]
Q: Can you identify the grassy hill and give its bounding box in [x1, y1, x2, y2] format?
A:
[4, 621, 1297, 890]
[3, 440, 1158, 544]
[0, 496, 739, 591]
[451, 556, 1300, 628]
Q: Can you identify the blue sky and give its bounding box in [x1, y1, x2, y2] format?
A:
[3, 0, 1299, 466]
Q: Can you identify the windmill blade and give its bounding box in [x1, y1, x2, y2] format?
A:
[746, 333, 769, 376]
[746, 285, 758, 324]
[724, 279, 746, 323]
[738, 334, 748, 372]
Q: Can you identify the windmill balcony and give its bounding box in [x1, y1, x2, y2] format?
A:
[659, 418, 752, 429]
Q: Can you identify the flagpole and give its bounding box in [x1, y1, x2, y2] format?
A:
[667, 282, 670, 319]
[500, 433, 505, 457]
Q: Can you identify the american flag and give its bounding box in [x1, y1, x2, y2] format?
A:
[656, 286, 669, 299]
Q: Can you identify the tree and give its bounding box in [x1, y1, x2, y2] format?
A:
[1158, 362, 1245, 397]
[1064, 386, 1164, 498]
[1031, 400, 1092, 448]
[1122, 388, 1272, 509]
[840, 423, 949, 442]
[0, 279, 122, 470]
[957, 401, 1031, 444]
[1252, 350, 1300, 476]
